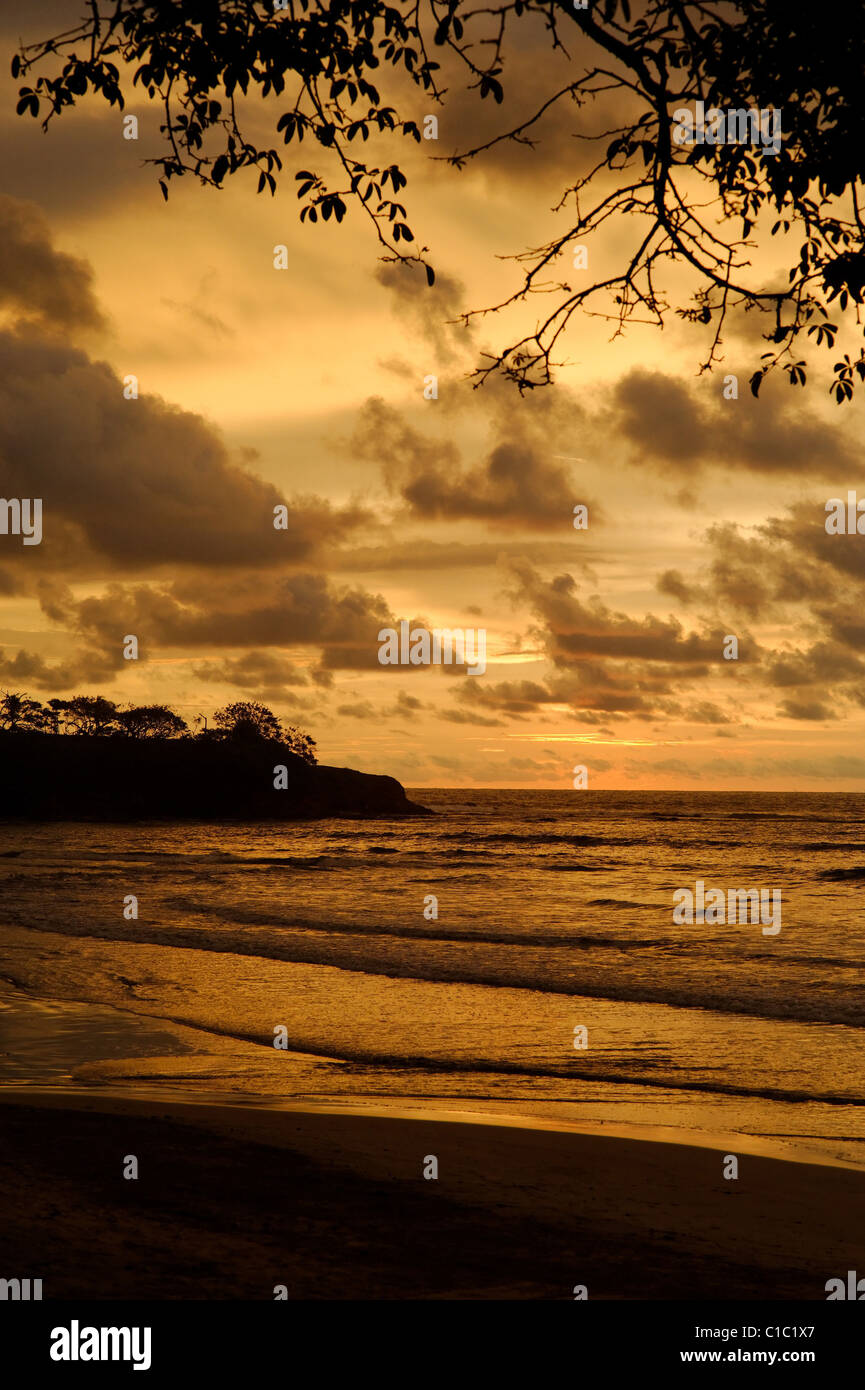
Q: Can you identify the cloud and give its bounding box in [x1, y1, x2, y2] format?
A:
[192, 651, 310, 700]
[0, 643, 122, 690]
[392, 689, 425, 716]
[645, 511, 865, 721]
[509, 560, 738, 666]
[351, 395, 592, 529]
[0, 196, 104, 332]
[686, 701, 734, 725]
[440, 706, 504, 726]
[336, 700, 377, 719]
[0, 330, 371, 574]
[0, 199, 368, 581]
[606, 368, 858, 477]
[412, 11, 623, 191]
[374, 261, 474, 364]
[46, 571, 396, 676]
[778, 696, 835, 721]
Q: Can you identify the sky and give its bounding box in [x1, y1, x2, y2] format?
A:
[0, 1, 864, 790]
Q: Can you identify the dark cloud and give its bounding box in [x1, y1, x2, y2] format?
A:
[336, 700, 377, 719]
[778, 697, 836, 721]
[0, 106, 157, 218]
[454, 677, 556, 719]
[686, 701, 734, 725]
[0, 199, 367, 580]
[392, 690, 425, 715]
[481, 559, 776, 720]
[439, 706, 504, 726]
[0, 329, 367, 575]
[0, 196, 104, 332]
[645, 513, 865, 721]
[48, 571, 395, 677]
[656, 569, 696, 605]
[606, 368, 858, 477]
[509, 560, 738, 666]
[656, 519, 833, 622]
[766, 502, 865, 585]
[374, 261, 474, 364]
[192, 651, 310, 701]
[765, 641, 865, 689]
[410, 10, 627, 190]
[0, 643, 122, 691]
[351, 396, 592, 530]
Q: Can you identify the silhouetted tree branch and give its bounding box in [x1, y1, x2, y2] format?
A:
[12, 1, 865, 397]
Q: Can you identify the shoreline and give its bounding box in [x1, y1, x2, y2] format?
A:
[2, 1082, 863, 1173]
[2, 983, 863, 1173]
[1, 1087, 864, 1299]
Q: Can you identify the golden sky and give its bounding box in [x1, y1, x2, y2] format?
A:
[1, 2, 864, 789]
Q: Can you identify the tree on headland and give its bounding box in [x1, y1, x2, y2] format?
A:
[213, 700, 285, 741]
[11, 1, 865, 398]
[0, 691, 48, 731]
[114, 704, 189, 738]
[51, 696, 120, 736]
[213, 700, 317, 763]
[0, 690, 318, 763]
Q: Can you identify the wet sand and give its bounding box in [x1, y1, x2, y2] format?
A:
[1, 1088, 862, 1300]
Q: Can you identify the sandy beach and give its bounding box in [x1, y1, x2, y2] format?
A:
[1, 1088, 861, 1300]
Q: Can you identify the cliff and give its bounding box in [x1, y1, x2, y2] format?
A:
[0, 732, 429, 821]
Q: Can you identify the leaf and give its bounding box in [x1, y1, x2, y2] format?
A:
[425, 263, 436, 287]
[749, 371, 763, 398]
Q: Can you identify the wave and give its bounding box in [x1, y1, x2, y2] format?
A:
[88, 1005, 865, 1108]
[11, 913, 865, 1028]
[434, 830, 639, 847]
[542, 864, 608, 873]
[587, 898, 649, 909]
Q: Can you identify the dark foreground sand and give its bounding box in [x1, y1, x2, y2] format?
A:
[1, 1091, 862, 1300]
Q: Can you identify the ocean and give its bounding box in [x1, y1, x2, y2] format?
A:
[1, 790, 864, 1164]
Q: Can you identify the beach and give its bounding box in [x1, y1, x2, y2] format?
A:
[1, 1088, 862, 1300]
[2, 791, 865, 1300]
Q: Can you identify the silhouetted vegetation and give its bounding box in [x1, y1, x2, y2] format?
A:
[0, 691, 317, 764]
[12, 1, 865, 398]
[0, 691, 429, 820]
